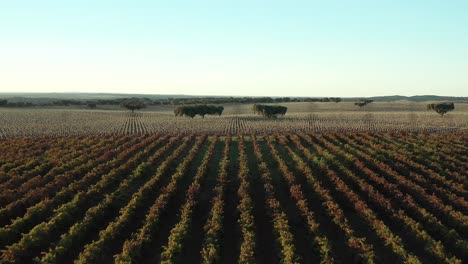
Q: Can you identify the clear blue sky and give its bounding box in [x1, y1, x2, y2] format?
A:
[1, 1, 467, 97]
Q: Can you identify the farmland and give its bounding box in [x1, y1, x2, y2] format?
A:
[0, 102, 467, 137]
[2, 0, 467, 262]
[0, 101, 467, 263]
[0, 130, 466, 263]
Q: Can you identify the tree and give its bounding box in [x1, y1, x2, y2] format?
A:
[0, 99, 7, 106]
[174, 104, 224, 118]
[204, 105, 224, 117]
[253, 104, 287, 119]
[427, 102, 454, 116]
[354, 99, 373, 107]
[87, 103, 97, 109]
[120, 100, 146, 113]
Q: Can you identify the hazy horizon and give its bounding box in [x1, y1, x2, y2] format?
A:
[1, 1, 467, 97]
[1, 91, 467, 99]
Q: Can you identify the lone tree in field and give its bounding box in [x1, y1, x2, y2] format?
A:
[354, 99, 373, 107]
[427, 102, 454, 117]
[174, 104, 224, 118]
[253, 104, 287, 119]
[121, 100, 146, 113]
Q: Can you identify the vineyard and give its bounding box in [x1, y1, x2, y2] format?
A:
[0, 108, 467, 138]
[0, 131, 466, 263]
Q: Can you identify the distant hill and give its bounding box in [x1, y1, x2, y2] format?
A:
[340, 95, 468, 103]
[0, 93, 466, 103]
[0, 92, 195, 100]
[408, 95, 468, 102]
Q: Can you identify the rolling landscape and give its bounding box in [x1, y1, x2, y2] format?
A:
[1, 1, 467, 264]
[0, 96, 466, 263]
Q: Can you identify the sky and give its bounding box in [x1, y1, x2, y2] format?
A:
[0, 0, 467, 97]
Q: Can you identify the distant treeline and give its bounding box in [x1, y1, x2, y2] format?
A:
[168, 97, 341, 104]
[0, 100, 34, 107]
[0, 97, 342, 108]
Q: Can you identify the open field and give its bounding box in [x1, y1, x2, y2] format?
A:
[0, 132, 466, 263]
[0, 102, 467, 137]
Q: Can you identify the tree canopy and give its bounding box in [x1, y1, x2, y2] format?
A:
[174, 104, 224, 118]
[120, 100, 146, 113]
[354, 99, 373, 107]
[427, 102, 455, 116]
[253, 104, 287, 119]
